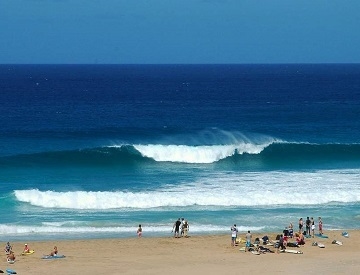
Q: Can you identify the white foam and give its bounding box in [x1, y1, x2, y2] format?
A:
[14, 169, 360, 209]
[0, 223, 262, 235]
[133, 143, 269, 163]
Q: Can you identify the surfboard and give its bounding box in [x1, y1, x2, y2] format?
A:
[251, 250, 260, 255]
[6, 269, 16, 275]
[283, 249, 303, 254]
[318, 243, 325, 248]
[6, 259, 15, 264]
[21, 250, 35, 255]
[315, 234, 328, 238]
[332, 240, 343, 245]
[41, 254, 66, 259]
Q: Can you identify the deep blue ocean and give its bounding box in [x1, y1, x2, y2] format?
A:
[1, 64, 360, 241]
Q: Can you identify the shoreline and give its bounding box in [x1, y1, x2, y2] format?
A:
[2, 230, 358, 275]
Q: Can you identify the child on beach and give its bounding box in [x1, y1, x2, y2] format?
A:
[5, 242, 12, 254]
[23, 243, 30, 253]
[137, 224, 142, 238]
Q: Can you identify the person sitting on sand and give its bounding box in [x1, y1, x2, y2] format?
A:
[295, 232, 305, 245]
[137, 224, 143, 238]
[23, 243, 30, 253]
[50, 246, 58, 256]
[7, 251, 16, 262]
[5, 242, 12, 254]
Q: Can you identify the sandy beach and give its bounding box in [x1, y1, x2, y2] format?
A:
[1, 230, 358, 275]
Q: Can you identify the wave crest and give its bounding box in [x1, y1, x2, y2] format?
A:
[133, 143, 269, 163]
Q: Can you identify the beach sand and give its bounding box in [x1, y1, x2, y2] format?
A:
[2, 230, 358, 275]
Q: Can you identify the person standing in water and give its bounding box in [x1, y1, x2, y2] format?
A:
[137, 224, 143, 238]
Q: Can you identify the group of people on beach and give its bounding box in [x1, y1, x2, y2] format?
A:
[172, 218, 190, 238]
[231, 224, 253, 251]
[4, 242, 58, 262]
[298, 216, 323, 237]
[230, 216, 324, 254]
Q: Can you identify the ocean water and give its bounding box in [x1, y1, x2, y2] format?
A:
[0, 64, 360, 241]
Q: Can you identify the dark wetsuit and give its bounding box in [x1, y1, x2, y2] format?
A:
[175, 220, 181, 233]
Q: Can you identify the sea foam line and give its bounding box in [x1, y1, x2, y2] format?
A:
[0, 224, 261, 235]
[14, 169, 360, 210]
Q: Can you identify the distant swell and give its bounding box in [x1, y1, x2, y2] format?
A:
[1, 142, 360, 167]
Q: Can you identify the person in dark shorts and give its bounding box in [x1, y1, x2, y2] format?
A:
[277, 234, 286, 253]
[172, 218, 182, 238]
[306, 217, 311, 236]
[298, 218, 303, 233]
